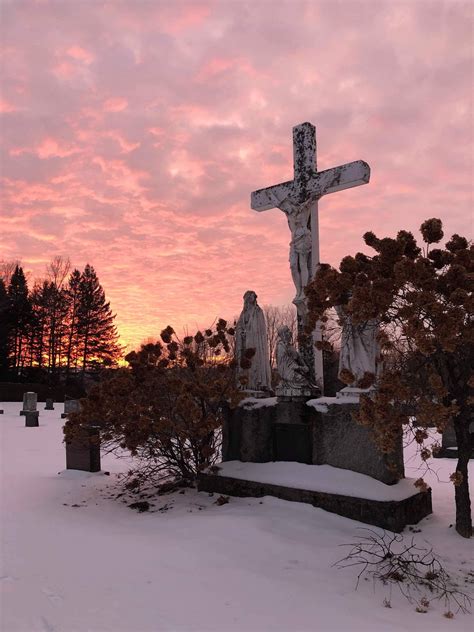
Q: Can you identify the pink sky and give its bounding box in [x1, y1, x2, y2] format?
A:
[1, 0, 472, 351]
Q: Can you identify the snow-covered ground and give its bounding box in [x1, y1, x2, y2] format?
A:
[1, 401, 472, 631]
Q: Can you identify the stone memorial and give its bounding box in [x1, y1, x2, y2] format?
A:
[434, 420, 474, 459]
[20, 392, 37, 416]
[66, 426, 101, 472]
[199, 121, 432, 531]
[336, 303, 381, 395]
[251, 122, 370, 391]
[45, 398, 54, 410]
[235, 290, 272, 395]
[61, 399, 81, 419]
[24, 410, 39, 427]
[275, 325, 314, 399]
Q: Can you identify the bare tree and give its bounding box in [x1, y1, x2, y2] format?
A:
[0, 259, 22, 285]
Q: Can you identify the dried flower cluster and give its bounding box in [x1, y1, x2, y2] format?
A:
[305, 219, 473, 538]
[64, 321, 242, 488]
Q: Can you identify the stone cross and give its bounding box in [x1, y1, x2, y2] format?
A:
[251, 122, 370, 391]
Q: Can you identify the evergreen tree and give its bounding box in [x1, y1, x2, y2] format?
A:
[0, 279, 10, 379]
[76, 264, 121, 378]
[64, 269, 82, 383]
[7, 266, 31, 377]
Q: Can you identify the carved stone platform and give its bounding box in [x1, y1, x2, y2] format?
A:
[198, 462, 432, 532]
[224, 396, 404, 484]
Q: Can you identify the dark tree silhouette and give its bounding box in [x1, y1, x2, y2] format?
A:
[76, 264, 121, 379]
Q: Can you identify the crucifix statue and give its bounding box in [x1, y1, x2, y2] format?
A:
[251, 122, 371, 392]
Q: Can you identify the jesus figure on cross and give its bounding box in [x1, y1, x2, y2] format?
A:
[274, 196, 314, 301]
[251, 122, 371, 391]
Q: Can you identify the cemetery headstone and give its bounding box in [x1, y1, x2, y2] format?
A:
[24, 410, 39, 427]
[61, 399, 80, 419]
[20, 392, 37, 416]
[65, 426, 101, 472]
[434, 421, 474, 459]
[45, 398, 54, 410]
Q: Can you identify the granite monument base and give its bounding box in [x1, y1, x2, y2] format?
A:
[224, 396, 403, 484]
[198, 464, 432, 532]
[66, 427, 101, 472]
[24, 411, 39, 427]
[311, 399, 404, 484]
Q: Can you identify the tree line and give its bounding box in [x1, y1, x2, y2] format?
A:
[0, 257, 122, 384]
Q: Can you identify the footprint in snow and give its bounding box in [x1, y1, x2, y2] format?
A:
[41, 587, 63, 605]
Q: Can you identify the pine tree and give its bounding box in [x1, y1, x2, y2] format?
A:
[7, 266, 31, 377]
[64, 269, 82, 383]
[76, 264, 121, 379]
[0, 279, 10, 379]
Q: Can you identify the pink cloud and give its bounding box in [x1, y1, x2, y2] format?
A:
[66, 45, 94, 64]
[0, 0, 471, 351]
[103, 97, 128, 112]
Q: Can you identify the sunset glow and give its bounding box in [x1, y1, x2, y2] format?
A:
[1, 0, 472, 351]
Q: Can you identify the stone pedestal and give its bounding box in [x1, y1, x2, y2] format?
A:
[24, 411, 39, 427]
[223, 402, 275, 463]
[45, 398, 54, 410]
[66, 427, 101, 472]
[208, 394, 415, 529]
[223, 396, 403, 484]
[61, 399, 81, 419]
[311, 400, 404, 484]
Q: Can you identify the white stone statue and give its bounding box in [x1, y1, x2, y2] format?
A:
[235, 290, 272, 392]
[275, 325, 313, 396]
[335, 305, 380, 385]
[270, 194, 314, 303]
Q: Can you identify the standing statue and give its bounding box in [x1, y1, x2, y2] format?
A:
[235, 290, 272, 393]
[275, 325, 313, 397]
[335, 305, 380, 386]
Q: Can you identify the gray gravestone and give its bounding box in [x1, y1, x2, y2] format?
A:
[434, 421, 474, 459]
[24, 411, 39, 427]
[20, 392, 37, 416]
[45, 398, 54, 410]
[66, 426, 101, 472]
[61, 399, 80, 419]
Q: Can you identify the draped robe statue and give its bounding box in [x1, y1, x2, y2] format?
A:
[235, 291, 272, 392]
[335, 305, 380, 385]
